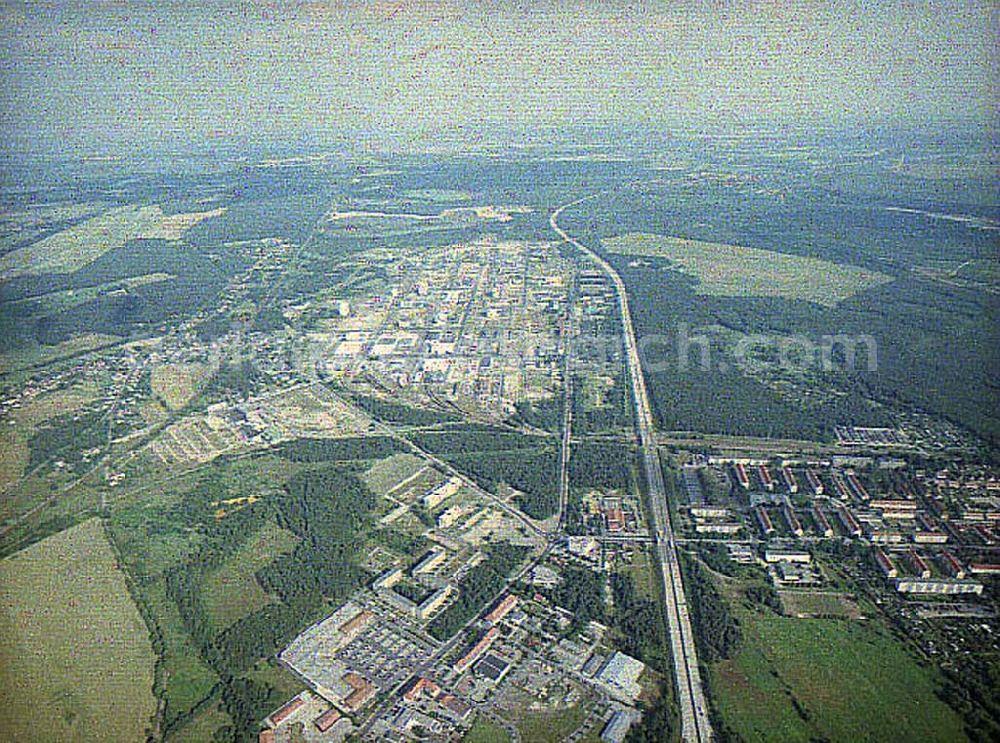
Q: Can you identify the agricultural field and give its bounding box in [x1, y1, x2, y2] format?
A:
[0, 332, 122, 375]
[0, 518, 157, 742]
[151, 361, 213, 410]
[604, 233, 892, 307]
[0, 204, 224, 279]
[201, 520, 300, 631]
[710, 609, 966, 742]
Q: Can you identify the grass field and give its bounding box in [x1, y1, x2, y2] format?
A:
[711, 609, 967, 742]
[201, 520, 299, 631]
[0, 430, 28, 493]
[517, 704, 589, 743]
[0, 332, 122, 375]
[604, 233, 892, 307]
[464, 716, 511, 743]
[627, 545, 658, 601]
[166, 700, 231, 743]
[151, 361, 212, 410]
[0, 518, 157, 742]
[362, 452, 427, 496]
[0, 204, 225, 279]
[142, 577, 219, 725]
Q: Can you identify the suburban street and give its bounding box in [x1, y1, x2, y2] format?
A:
[551, 195, 714, 743]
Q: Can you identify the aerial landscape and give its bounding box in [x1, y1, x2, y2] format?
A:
[0, 2, 997, 742]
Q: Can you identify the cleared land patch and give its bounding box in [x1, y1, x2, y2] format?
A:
[0, 518, 157, 742]
[362, 453, 428, 497]
[779, 591, 861, 619]
[151, 361, 213, 410]
[0, 204, 226, 279]
[604, 233, 892, 307]
[201, 520, 300, 631]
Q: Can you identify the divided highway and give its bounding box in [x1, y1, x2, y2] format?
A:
[551, 195, 713, 742]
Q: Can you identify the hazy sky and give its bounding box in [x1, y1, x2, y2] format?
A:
[0, 0, 995, 154]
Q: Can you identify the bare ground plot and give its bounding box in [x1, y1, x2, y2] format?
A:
[0, 518, 157, 742]
[778, 591, 862, 619]
[604, 233, 892, 307]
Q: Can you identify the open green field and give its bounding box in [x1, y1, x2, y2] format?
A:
[201, 520, 299, 631]
[627, 545, 659, 601]
[150, 361, 212, 410]
[0, 204, 225, 279]
[0, 430, 28, 493]
[142, 576, 219, 725]
[362, 452, 427, 496]
[517, 704, 589, 743]
[0, 332, 122, 375]
[166, 700, 231, 743]
[0, 518, 157, 742]
[604, 233, 892, 307]
[711, 609, 967, 742]
[464, 716, 511, 743]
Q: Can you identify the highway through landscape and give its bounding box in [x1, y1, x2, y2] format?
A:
[551, 194, 714, 743]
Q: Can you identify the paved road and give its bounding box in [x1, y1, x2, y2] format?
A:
[551, 195, 713, 743]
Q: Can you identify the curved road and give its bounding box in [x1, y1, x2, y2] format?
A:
[551, 194, 713, 743]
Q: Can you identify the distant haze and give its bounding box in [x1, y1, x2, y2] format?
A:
[0, 0, 995, 155]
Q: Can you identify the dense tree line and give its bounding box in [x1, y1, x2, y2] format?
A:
[452, 448, 561, 519]
[744, 584, 783, 614]
[625, 693, 677, 743]
[157, 464, 378, 740]
[2, 237, 248, 350]
[275, 435, 403, 463]
[610, 572, 671, 674]
[427, 543, 529, 640]
[681, 555, 742, 663]
[549, 564, 605, 630]
[28, 406, 107, 468]
[511, 397, 564, 433]
[568, 442, 632, 490]
[204, 358, 268, 400]
[414, 426, 561, 519]
[350, 394, 461, 426]
[414, 426, 550, 455]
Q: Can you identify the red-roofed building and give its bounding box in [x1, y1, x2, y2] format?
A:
[269, 697, 305, 726]
[970, 563, 1000, 575]
[403, 676, 441, 703]
[455, 627, 499, 673]
[486, 594, 518, 624]
[343, 672, 376, 711]
[314, 708, 342, 733]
